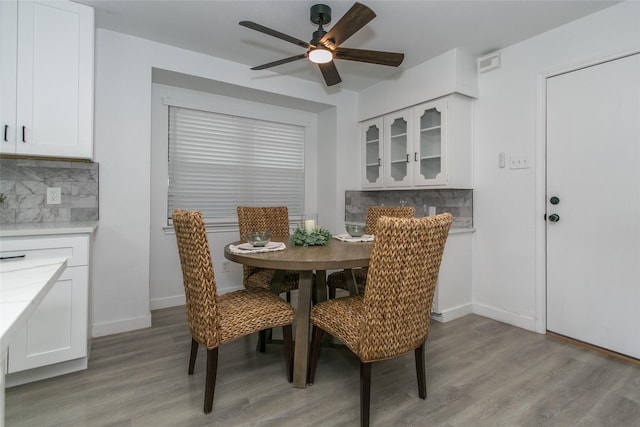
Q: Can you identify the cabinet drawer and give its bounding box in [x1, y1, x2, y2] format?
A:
[0, 235, 89, 267]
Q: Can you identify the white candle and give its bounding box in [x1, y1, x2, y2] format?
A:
[304, 219, 316, 233]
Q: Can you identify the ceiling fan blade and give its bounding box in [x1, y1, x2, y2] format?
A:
[251, 53, 308, 70]
[318, 61, 342, 86]
[320, 3, 376, 48]
[334, 47, 404, 67]
[239, 21, 311, 49]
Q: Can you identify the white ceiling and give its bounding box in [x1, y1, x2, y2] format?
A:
[76, 0, 619, 91]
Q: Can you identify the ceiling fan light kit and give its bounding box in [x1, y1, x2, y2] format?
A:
[239, 2, 404, 86]
[309, 47, 333, 64]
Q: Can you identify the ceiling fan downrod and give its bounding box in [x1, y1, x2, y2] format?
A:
[310, 4, 331, 45]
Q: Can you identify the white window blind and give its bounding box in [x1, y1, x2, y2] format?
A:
[168, 106, 305, 225]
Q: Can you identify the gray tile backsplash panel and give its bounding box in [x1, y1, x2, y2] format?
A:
[345, 189, 473, 228]
[0, 158, 99, 224]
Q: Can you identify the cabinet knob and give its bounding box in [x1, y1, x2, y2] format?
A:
[550, 196, 560, 205]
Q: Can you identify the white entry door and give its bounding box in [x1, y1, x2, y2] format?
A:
[546, 53, 640, 359]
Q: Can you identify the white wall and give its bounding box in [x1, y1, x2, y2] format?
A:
[359, 48, 479, 121]
[92, 1, 639, 337]
[472, 1, 640, 332]
[92, 29, 358, 336]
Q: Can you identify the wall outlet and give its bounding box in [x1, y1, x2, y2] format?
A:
[46, 187, 61, 205]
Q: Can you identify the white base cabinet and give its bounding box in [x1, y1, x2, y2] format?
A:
[431, 231, 473, 322]
[1, 234, 91, 386]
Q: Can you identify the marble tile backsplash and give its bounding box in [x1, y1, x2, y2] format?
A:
[0, 158, 99, 224]
[345, 189, 473, 228]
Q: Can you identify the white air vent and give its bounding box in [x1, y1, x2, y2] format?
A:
[478, 52, 501, 73]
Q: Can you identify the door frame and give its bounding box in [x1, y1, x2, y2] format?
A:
[533, 47, 640, 334]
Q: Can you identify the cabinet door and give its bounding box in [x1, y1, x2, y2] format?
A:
[361, 118, 383, 188]
[383, 109, 413, 187]
[414, 98, 448, 186]
[16, 0, 94, 159]
[7, 266, 88, 373]
[0, 0, 17, 153]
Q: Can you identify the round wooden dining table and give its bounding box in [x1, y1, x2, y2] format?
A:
[224, 236, 372, 388]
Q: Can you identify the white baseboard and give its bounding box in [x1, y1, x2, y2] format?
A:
[472, 303, 538, 332]
[149, 285, 243, 312]
[5, 357, 88, 387]
[431, 303, 473, 323]
[92, 314, 152, 337]
[150, 295, 185, 310]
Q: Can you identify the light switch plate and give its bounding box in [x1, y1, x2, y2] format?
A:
[509, 154, 529, 170]
[46, 187, 61, 204]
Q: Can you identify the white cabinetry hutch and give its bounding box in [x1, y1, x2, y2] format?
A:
[361, 94, 472, 189]
[0, 0, 94, 159]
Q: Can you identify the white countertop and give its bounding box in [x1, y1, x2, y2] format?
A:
[0, 221, 99, 237]
[0, 257, 68, 352]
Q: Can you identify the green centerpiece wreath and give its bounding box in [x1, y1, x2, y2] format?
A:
[291, 226, 332, 246]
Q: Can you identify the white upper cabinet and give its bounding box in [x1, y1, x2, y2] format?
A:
[414, 99, 447, 186]
[383, 108, 413, 187]
[361, 94, 472, 189]
[361, 117, 383, 188]
[0, 0, 94, 159]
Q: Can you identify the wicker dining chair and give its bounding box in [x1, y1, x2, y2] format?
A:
[237, 206, 301, 302]
[327, 205, 415, 299]
[308, 213, 453, 427]
[172, 209, 294, 414]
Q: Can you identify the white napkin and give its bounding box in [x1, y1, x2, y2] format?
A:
[333, 234, 374, 243]
[228, 241, 287, 254]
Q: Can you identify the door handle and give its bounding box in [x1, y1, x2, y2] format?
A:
[548, 214, 560, 222]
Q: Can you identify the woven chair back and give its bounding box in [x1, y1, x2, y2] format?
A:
[172, 209, 220, 349]
[359, 213, 452, 362]
[237, 206, 290, 284]
[364, 206, 415, 234]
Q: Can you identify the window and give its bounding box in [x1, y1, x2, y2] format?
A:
[167, 105, 305, 225]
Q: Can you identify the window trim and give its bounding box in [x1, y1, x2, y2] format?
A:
[152, 84, 318, 233]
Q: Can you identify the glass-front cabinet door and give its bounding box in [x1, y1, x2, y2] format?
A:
[361, 118, 383, 188]
[414, 98, 448, 186]
[383, 109, 412, 187]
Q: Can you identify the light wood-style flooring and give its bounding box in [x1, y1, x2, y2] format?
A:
[5, 300, 640, 426]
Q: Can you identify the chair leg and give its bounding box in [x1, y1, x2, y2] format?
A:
[286, 291, 291, 303]
[258, 330, 266, 353]
[188, 338, 199, 375]
[203, 347, 219, 414]
[415, 342, 427, 399]
[360, 361, 372, 427]
[307, 325, 324, 384]
[282, 324, 294, 383]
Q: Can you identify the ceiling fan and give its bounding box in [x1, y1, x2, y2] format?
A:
[239, 2, 404, 87]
